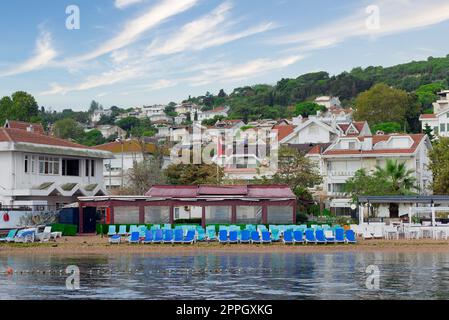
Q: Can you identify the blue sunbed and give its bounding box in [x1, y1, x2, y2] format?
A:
[197, 228, 206, 241]
[293, 230, 304, 244]
[143, 230, 154, 244]
[0, 229, 17, 242]
[229, 231, 238, 244]
[305, 229, 317, 244]
[174, 229, 184, 244]
[153, 229, 163, 243]
[283, 231, 294, 244]
[128, 232, 140, 244]
[107, 225, 117, 236]
[183, 230, 196, 244]
[335, 228, 345, 243]
[240, 230, 251, 243]
[207, 229, 217, 241]
[315, 229, 327, 244]
[163, 230, 174, 244]
[109, 235, 121, 244]
[251, 231, 261, 244]
[271, 229, 280, 242]
[129, 225, 138, 234]
[261, 231, 272, 244]
[219, 230, 228, 244]
[346, 230, 357, 244]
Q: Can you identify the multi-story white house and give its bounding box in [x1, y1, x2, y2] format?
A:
[314, 96, 341, 109]
[195, 106, 230, 122]
[175, 102, 200, 115]
[419, 90, 449, 138]
[314, 133, 432, 216]
[0, 123, 112, 209]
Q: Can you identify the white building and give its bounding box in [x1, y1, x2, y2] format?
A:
[94, 125, 126, 139]
[0, 123, 112, 209]
[91, 109, 112, 124]
[195, 106, 230, 122]
[419, 90, 449, 138]
[312, 133, 432, 216]
[175, 102, 200, 115]
[314, 96, 341, 109]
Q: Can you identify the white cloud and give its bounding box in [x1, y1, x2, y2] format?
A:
[277, 0, 449, 51]
[148, 2, 275, 56]
[115, 0, 143, 9]
[0, 30, 57, 77]
[186, 55, 304, 86]
[74, 0, 199, 62]
[41, 65, 145, 95]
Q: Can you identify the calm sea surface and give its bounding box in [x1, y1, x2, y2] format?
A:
[1, 252, 449, 300]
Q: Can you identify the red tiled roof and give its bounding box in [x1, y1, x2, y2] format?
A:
[0, 127, 89, 149]
[93, 140, 156, 153]
[419, 114, 437, 119]
[272, 125, 296, 141]
[146, 185, 295, 199]
[324, 134, 425, 156]
[307, 145, 322, 155]
[5, 120, 45, 134]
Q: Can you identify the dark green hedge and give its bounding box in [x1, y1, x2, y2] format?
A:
[51, 223, 78, 236]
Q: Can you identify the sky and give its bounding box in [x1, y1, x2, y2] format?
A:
[0, 0, 449, 111]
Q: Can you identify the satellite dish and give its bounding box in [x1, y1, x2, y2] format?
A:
[350, 204, 357, 211]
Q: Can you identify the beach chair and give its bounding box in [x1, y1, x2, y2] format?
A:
[15, 230, 35, 243]
[207, 229, 217, 242]
[315, 229, 327, 244]
[174, 229, 184, 244]
[164, 224, 172, 230]
[251, 231, 261, 244]
[271, 229, 280, 242]
[107, 225, 117, 236]
[283, 231, 294, 244]
[183, 230, 196, 244]
[143, 230, 154, 244]
[36, 226, 52, 242]
[128, 232, 140, 244]
[346, 230, 357, 244]
[335, 228, 345, 244]
[362, 227, 373, 240]
[118, 225, 127, 236]
[293, 230, 304, 244]
[0, 229, 17, 242]
[373, 226, 384, 239]
[219, 230, 228, 244]
[138, 226, 147, 238]
[163, 230, 174, 244]
[153, 229, 163, 243]
[229, 231, 238, 244]
[197, 228, 206, 242]
[129, 225, 138, 234]
[109, 235, 121, 244]
[240, 230, 251, 244]
[305, 229, 317, 244]
[324, 230, 336, 243]
[261, 231, 272, 244]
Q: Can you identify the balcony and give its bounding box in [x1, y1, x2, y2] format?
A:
[328, 171, 356, 177]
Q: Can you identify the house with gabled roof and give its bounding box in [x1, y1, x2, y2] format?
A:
[0, 121, 113, 214]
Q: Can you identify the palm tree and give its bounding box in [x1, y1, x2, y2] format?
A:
[374, 159, 418, 194]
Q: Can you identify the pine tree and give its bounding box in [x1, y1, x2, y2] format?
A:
[423, 123, 435, 142]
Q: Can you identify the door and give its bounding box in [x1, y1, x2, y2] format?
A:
[389, 203, 399, 219]
[83, 207, 97, 233]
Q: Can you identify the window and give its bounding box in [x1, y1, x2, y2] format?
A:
[174, 208, 180, 220]
[62, 159, 79, 176]
[145, 206, 170, 224]
[39, 156, 60, 175]
[115, 206, 140, 224]
[236, 206, 262, 224]
[24, 155, 29, 173]
[205, 206, 231, 224]
[348, 142, 356, 150]
[91, 160, 95, 177]
[441, 124, 446, 132]
[85, 159, 90, 177]
[267, 206, 293, 224]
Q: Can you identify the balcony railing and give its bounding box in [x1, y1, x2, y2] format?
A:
[328, 171, 356, 177]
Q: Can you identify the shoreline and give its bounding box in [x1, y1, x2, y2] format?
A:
[1, 236, 449, 256]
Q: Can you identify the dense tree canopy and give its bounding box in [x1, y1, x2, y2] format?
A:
[429, 137, 449, 195]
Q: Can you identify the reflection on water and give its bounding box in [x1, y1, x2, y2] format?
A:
[1, 252, 449, 300]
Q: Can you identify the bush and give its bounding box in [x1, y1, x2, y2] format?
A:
[51, 223, 78, 236]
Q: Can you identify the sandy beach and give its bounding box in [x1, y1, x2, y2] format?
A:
[1, 236, 449, 256]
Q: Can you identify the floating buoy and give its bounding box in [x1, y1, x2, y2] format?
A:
[3, 213, 9, 222]
[6, 267, 13, 275]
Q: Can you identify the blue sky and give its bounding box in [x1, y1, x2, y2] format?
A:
[0, 0, 449, 110]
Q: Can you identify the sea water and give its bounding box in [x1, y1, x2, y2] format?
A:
[0, 252, 449, 300]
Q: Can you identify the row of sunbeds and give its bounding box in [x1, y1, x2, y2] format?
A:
[0, 227, 61, 243]
[108, 225, 356, 245]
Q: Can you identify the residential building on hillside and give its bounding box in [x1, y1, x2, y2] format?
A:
[91, 109, 112, 124]
[94, 125, 126, 139]
[195, 106, 230, 122]
[311, 133, 432, 217]
[0, 121, 112, 209]
[419, 90, 449, 138]
[314, 96, 341, 109]
[175, 102, 200, 115]
[5, 120, 45, 134]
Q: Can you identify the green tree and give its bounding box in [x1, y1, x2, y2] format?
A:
[423, 123, 436, 142]
[372, 122, 403, 134]
[416, 82, 446, 112]
[256, 146, 322, 199]
[202, 115, 226, 126]
[429, 137, 449, 194]
[116, 117, 140, 132]
[78, 129, 106, 146]
[164, 164, 224, 185]
[53, 118, 85, 141]
[294, 102, 326, 117]
[89, 100, 102, 114]
[0, 91, 39, 124]
[354, 83, 410, 127]
[116, 160, 167, 195]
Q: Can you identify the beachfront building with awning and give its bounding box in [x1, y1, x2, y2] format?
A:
[77, 185, 297, 233]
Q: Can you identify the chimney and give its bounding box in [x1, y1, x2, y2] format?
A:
[292, 115, 302, 126]
[363, 136, 373, 150]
